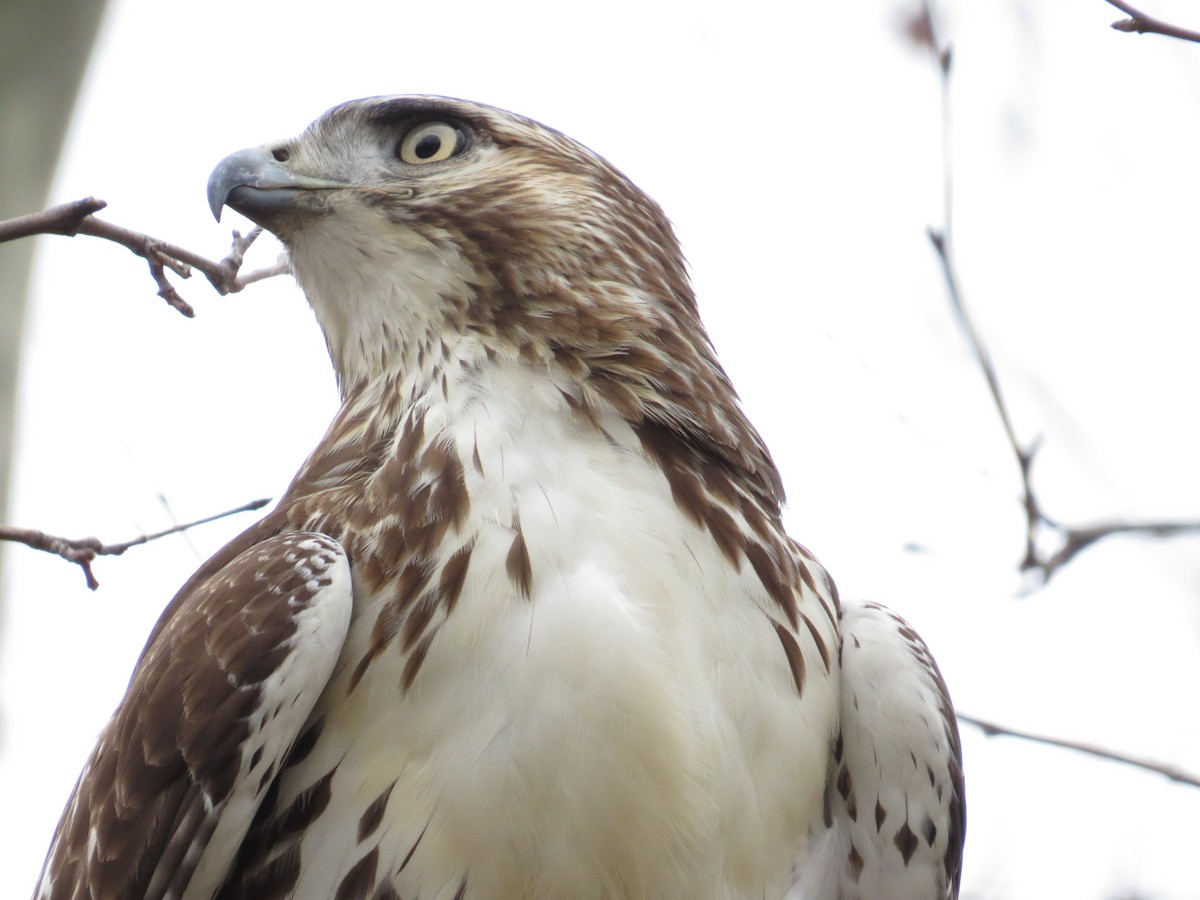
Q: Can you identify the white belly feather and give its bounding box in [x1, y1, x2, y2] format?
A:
[281, 363, 839, 899]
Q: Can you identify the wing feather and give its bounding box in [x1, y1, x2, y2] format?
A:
[823, 601, 965, 900]
[33, 531, 352, 900]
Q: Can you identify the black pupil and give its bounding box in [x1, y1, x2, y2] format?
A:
[415, 133, 443, 159]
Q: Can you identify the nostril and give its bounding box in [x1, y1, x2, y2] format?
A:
[272, 146, 290, 162]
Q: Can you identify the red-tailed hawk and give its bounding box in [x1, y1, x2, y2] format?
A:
[34, 96, 964, 900]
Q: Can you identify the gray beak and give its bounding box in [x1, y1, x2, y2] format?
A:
[207, 145, 346, 224]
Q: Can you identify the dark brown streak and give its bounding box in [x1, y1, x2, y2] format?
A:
[398, 822, 429, 872]
[334, 847, 379, 900]
[357, 783, 396, 843]
[847, 842, 864, 882]
[402, 632, 435, 691]
[800, 612, 831, 672]
[401, 591, 443, 651]
[285, 719, 325, 770]
[893, 820, 918, 865]
[743, 542, 797, 628]
[439, 540, 475, 613]
[771, 619, 806, 697]
[505, 516, 533, 599]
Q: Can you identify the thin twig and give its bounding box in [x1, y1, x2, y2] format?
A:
[922, 10, 1200, 585]
[926, 229, 1044, 571]
[1036, 519, 1200, 581]
[921, 4, 1043, 574]
[0, 199, 286, 316]
[0, 498, 270, 590]
[959, 713, 1200, 789]
[1106, 0, 1200, 44]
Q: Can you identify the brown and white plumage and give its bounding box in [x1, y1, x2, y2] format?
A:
[34, 96, 964, 899]
[823, 603, 964, 899]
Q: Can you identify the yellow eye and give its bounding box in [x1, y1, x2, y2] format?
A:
[397, 122, 464, 164]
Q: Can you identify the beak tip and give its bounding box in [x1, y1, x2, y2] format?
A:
[207, 149, 259, 225]
[207, 177, 228, 223]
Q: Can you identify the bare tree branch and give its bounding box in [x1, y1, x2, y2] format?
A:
[1035, 518, 1200, 581]
[0, 197, 108, 241]
[920, 10, 1200, 585]
[959, 713, 1200, 789]
[1106, 0, 1200, 45]
[0, 198, 287, 316]
[0, 498, 270, 590]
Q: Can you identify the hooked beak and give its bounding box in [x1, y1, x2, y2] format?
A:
[207, 145, 346, 224]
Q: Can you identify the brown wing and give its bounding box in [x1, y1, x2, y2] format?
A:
[33, 531, 352, 900]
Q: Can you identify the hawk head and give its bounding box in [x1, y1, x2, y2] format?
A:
[208, 95, 784, 504]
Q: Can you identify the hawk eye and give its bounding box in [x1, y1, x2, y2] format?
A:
[397, 121, 465, 164]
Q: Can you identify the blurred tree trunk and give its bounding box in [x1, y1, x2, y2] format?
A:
[0, 0, 110, 615]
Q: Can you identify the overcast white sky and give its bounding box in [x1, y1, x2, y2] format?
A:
[3, 1, 1200, 897]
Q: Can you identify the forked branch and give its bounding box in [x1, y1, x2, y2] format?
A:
[0, 498, 270, 590]
[920, 3, 1200, 585]
[0, 197, 287, 316]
